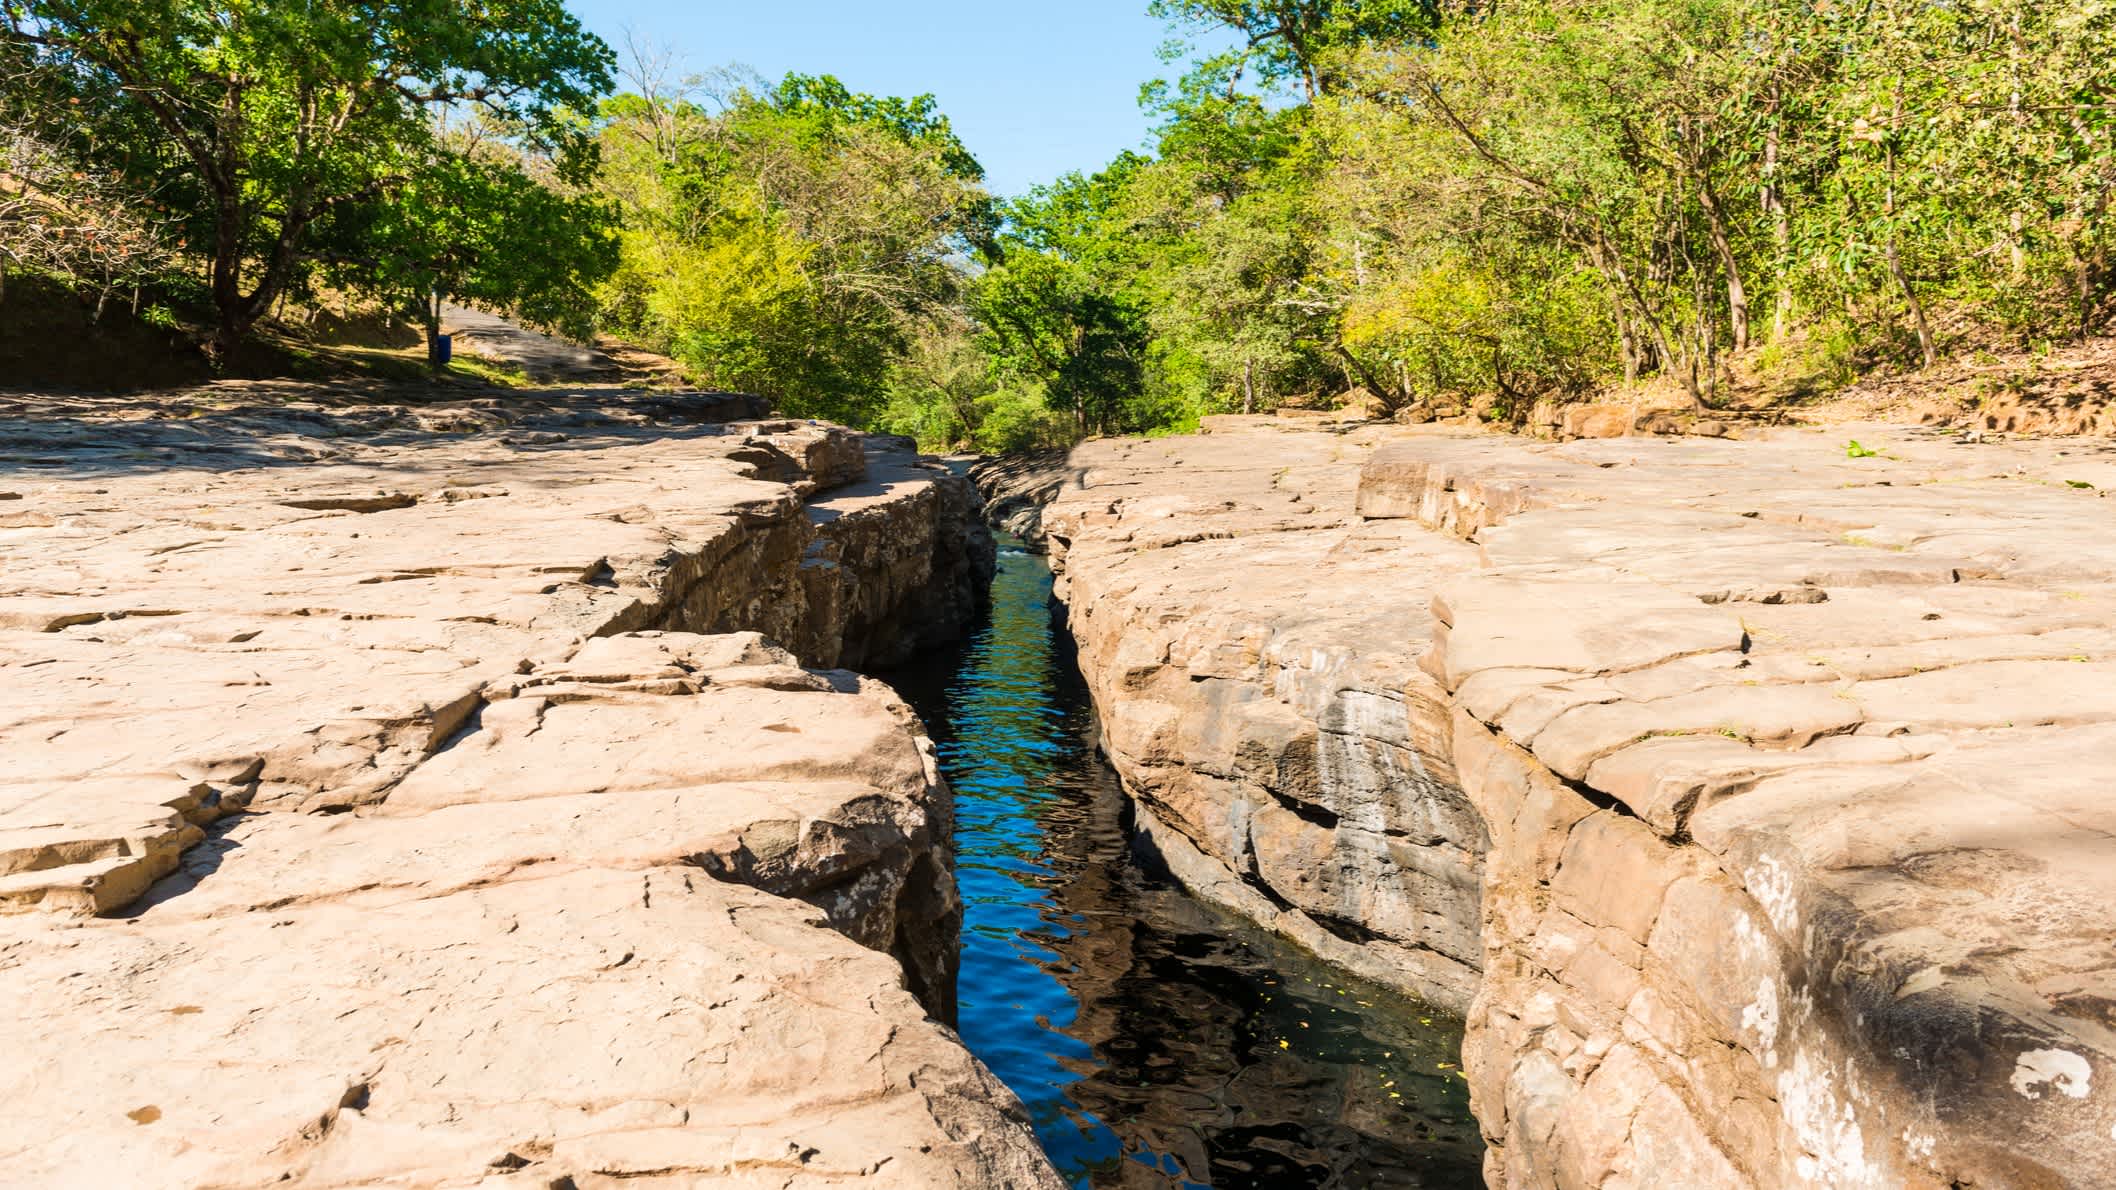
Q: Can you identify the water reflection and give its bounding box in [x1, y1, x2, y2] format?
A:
[885, 540, 1484, 1189]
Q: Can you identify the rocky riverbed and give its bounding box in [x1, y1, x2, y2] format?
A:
[986, 416, 2116, 1189]
[12, 382, 2115, 1189]
[0, 385, 1058, 1188]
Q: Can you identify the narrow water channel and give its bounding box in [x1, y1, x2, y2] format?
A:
[886, 539, 1484, 1189]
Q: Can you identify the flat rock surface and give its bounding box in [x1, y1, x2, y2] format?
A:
[1412, 425, 2116, 1188]
[1036, 415, 2116, 1188]
[0, 387, 1055, 1188]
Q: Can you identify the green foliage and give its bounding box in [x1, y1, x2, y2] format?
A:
[1148, 0, 1441, 98]
[961, 67, 1343, 436]
[1845, 440, 1879, 459]
[4, 0, 615, 356]
[968, 385, 1076, 453]
[317, 143, 618, 343]
[769, 73, 987, 188]
[594, 73, 989, 426]
[24, 0, 2116, 435]
[973, 177, 1153, 437]
[951, 0, 2116, 441]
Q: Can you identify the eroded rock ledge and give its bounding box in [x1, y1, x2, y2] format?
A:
[0, 387, 1058, 1188]
[1013, 417, 2116, 1189]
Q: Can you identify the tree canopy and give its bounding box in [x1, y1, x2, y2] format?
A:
[593, 71, 993, 425]
[7, 0, 2115, 432]
[901, 0, 2116, 445]
[2, 0, 615, 356]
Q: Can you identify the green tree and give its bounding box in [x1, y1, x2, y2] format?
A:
[1149, 0, 1438, 99]
[2, 0, 612, 358]
[974, 161, 1156, 436]
[1315, 89, 1613, 413]
[1147, 176, 1320, 412]
[987, 0, 2116, 440]
[314, 138, 618, 356]
[595, 72, 990, 424]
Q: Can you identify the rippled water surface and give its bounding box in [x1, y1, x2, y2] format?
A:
[885, 540, 1483, 1189]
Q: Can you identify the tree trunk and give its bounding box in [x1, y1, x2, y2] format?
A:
[2076, 185, 2109, 341]
[1704, 304, 1719, 406]
[209, 217, 305, 363]
[1697, 175, 1750, 352]
[1656, 296, 1704, 411]
[1335, 343, 1396, 415]
[207, 194, 248, 362]
[2008, 12, 2028, 282]
[1763, 121, 1793, 342]
[1587, 240, 1642, 383]
[212, 303, 254, 364]
[1635, 300, 1683, 400]
[1884, 84, 1937, 369]
[1885, 240, 1938, 367]
[424, 288, 445, 369]
[1491, 342, 1519, 414]
[1596, 231, 1676, 383]
[207, 73, 255, 364]
[1241, 357, 1256, 415]
[2077, 243, 2103, 343]
[1655, 320, 1700, 408]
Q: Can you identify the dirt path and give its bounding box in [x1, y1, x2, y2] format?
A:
[439, 304, 620, 382]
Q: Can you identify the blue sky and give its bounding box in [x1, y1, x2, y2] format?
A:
[565, 0, 1224, 198]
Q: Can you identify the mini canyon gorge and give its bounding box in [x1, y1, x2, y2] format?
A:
[2, 388, 2113, 1189]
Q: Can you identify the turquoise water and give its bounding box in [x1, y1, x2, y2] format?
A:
[886, 540, 1484, 1189]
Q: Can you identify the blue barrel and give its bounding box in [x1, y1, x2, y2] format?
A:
[429, 332, 452, 367]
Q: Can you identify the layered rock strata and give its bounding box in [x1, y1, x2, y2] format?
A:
[966, 449, 1070, 542]
[0, 387, 1057, 1188]
[1028, 416, 2116, 1189]
[1025, 431, 1489, 1009]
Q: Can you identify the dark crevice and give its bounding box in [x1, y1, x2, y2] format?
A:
[1551, 765, 1636, 822]
[1265, 785, 1342, 831]
[885, 521, 1484, 1186]
[889, 851, 959, 1027]
[1309, 911, 1388, 947]
[1242, 861, 1302, 916]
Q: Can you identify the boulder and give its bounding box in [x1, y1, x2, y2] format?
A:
[1560, 402, 1638, 439]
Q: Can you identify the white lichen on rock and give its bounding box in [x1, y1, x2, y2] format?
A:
[2012, 1049, 2094, 1101]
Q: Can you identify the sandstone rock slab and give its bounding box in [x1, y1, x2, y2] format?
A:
[1030, 417, 2116, 1189]
[0, 387, 1049, 1188]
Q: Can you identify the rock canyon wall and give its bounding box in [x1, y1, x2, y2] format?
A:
[0, 387, 1059, 1188]
[997, 418, 2116, 1189]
